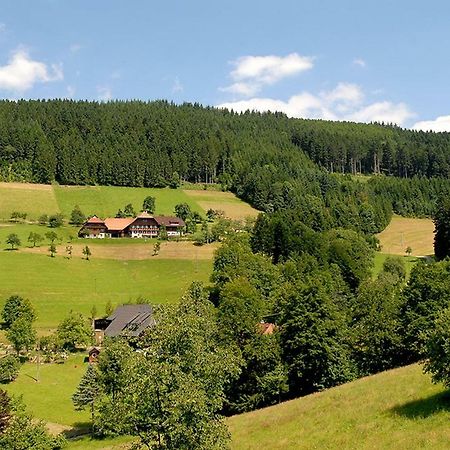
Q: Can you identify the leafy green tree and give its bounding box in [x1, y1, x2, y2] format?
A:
[57, 312, 91, 351]
[70, 205, 86, 225]
[405, 246, 412, 256]
[65, 244, 73, 259]
[1, 295, 36, 329]
[45, 231, 59, 243]
[434, 197, 450, 260]
[49, 243, 57, 258]
[159, 224, 168, 240]
[38, 214, 48, 225]
[0, 390, 66, 449]
[115, 208, 126, 218]
[105, 300, 113, 317]
[174, 202, 191, 221]
[423, 307, 450, 387]
[169, 171, 180, 188]
[27, 232, 43, 247]
[6, 317, 36, 354]
[153, 241, 161, 256]
[95, 283, 240, 449]
[142, 196, 156, 213]
[124, 203, 135, 217]
[83, 245, 92, 260]
[48, 213, 64, 228]
[5, 233, 20, 250]
[382, 255, 406, 283]
[72, 364, 101, 425]
[0, 355, 20, 383]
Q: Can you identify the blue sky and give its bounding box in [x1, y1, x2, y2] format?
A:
[0, 0, 449, 130]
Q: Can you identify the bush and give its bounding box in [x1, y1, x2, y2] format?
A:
[0, 356, 20, 383]
[48, 214, 64, 228]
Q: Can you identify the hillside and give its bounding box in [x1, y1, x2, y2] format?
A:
[228, 364, 450, 449]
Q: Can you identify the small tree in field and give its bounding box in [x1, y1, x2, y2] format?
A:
[153, 241, 161, 256]
[48, 213, 64, 228]
[105, 300, 113, 317]
[57, 312, 91, 351]
[72, 364, 101, 426]
[124, 203, 135, 217]
[45, 231, 58, 244]
[1, 295, 35, 329]
[66, 245, 73, 259]
[6, 317, 36, 354]
[405, 246, 412, 256]
[142, 196, 156, 213]
[83, 245, 92, 260]
[27, 232, 43, 248]
[0, 355, 20, 383]
[6, 234, 20, 250]
[70, 205, 86, 225]
[48, 244, 57, 258]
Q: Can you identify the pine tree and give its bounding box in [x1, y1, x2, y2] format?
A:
[72, 364, 101, 426]
[434, 197, 450, 260]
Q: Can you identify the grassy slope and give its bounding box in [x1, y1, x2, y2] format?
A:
[377, 215, 435, 257]
[373, 252, 418, 277]
[228, 364, 450, 450]
[0, 251, 212, 331]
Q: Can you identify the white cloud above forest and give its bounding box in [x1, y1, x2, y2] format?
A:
[0, 49, 63, 92]
[218, 82, 415, 126]
[412, 115, 450, 132]
[220, 53, 314, 97]
[97, 85, 112, 101]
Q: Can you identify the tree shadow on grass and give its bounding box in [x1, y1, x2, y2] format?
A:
[62, 421, 91, 440]
[391, 391, 450, 419]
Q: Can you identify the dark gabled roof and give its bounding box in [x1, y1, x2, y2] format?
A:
[154, 215, 185, 227]
[104, 304, 155, 337]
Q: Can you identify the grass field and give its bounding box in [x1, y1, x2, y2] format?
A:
[0, 251, 212, 332]
[0, 182, 259, 221]
[377, 215, 435, 256]
[373, 252, 419, 277]
[228, 364, 450, 449]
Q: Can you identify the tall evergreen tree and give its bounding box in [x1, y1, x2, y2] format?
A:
[72, 364, 101, 425]
[434, 197, 450, 260]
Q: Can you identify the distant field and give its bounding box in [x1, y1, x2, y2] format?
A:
[183, 189, 259, 220]
[377, 215, 435, 256]
[0, 251, 212, 332]
[228, 364, 450, 449]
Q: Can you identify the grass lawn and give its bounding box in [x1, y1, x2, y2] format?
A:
[0, 182, 59, 221]
[373, 252, 419, 277]
[228, 364, 450, 449]
[54, 184, 204, 218]
[377, 215, 435, 257]
[0, 251, 212, 332]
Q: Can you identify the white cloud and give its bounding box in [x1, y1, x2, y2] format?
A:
[97, 86, 112, 101]
[217, 83, 415, 126]
[220, 53, 313, 97]
[0, 49, 63, 92]
[353, 58, 366, 68]
[412, 115, 450, 132]
[172, 76, 183, 94]
[0, 23, 6, 33]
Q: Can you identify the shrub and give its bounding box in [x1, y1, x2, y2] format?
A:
[0, 355, 20, 383]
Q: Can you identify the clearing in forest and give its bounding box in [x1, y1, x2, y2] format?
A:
[377, 216, 435, 256]
[183, 189, 259, 220]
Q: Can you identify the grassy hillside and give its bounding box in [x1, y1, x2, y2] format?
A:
[377, 215, 435, 257]
[0, 251, 212, 332]
[228, 364, 450, 449]
[0, 182, 258, 221]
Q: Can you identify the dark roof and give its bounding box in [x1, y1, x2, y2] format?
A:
[154, 216, 185, 227]
[104, 304, 155, 337]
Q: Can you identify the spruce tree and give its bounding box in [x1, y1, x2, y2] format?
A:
[434, 197, 450, 260]
[72, 364, 101, 424]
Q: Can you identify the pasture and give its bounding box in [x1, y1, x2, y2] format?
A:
[228, 364, 450, 449]
[377, 215, 435, 256]
[0, 251, 212, 332]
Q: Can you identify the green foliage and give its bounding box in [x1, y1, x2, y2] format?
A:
[423, 306, 450, 388]
[70, 205, 86, 225]
[124, 203, 135, 217]
[45, 231, 58, 243]
[174, 202, 191, 221]
[57, 312, 91, 351]
[1, 295, 36, 328]
[5, 233, 20, 250]
[48, 213, 64, 228]
[433, 196, 450, 260]
[0, 390, 66, 449]
[72, 364, 101, 424]
[159, 224, 168, 240]
[0, 355, 21, 383]
[6, 317, 36, 354]
[82, 245, 92, 260]
[382, 255, 406, 282]
[142, 195, 156, 213]
[95, 283, 240, 449]
[49, 243, 57, 258]
[401, 260, 450, 359]
[27, 231, 43, 247]
[38, 214, 48, 225]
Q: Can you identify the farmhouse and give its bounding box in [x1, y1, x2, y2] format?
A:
[93, 304, 155, 345]
[79, 211, 185, 238]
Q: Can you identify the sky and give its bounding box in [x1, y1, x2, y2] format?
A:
[1, 0, 450, 131]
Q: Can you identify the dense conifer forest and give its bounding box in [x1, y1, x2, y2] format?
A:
[1, 99, 449, 229]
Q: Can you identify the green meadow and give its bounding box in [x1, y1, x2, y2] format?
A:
[373, 252, 419, 277]
[229, 364, 450, 449]
[0, 251, 212, 332]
